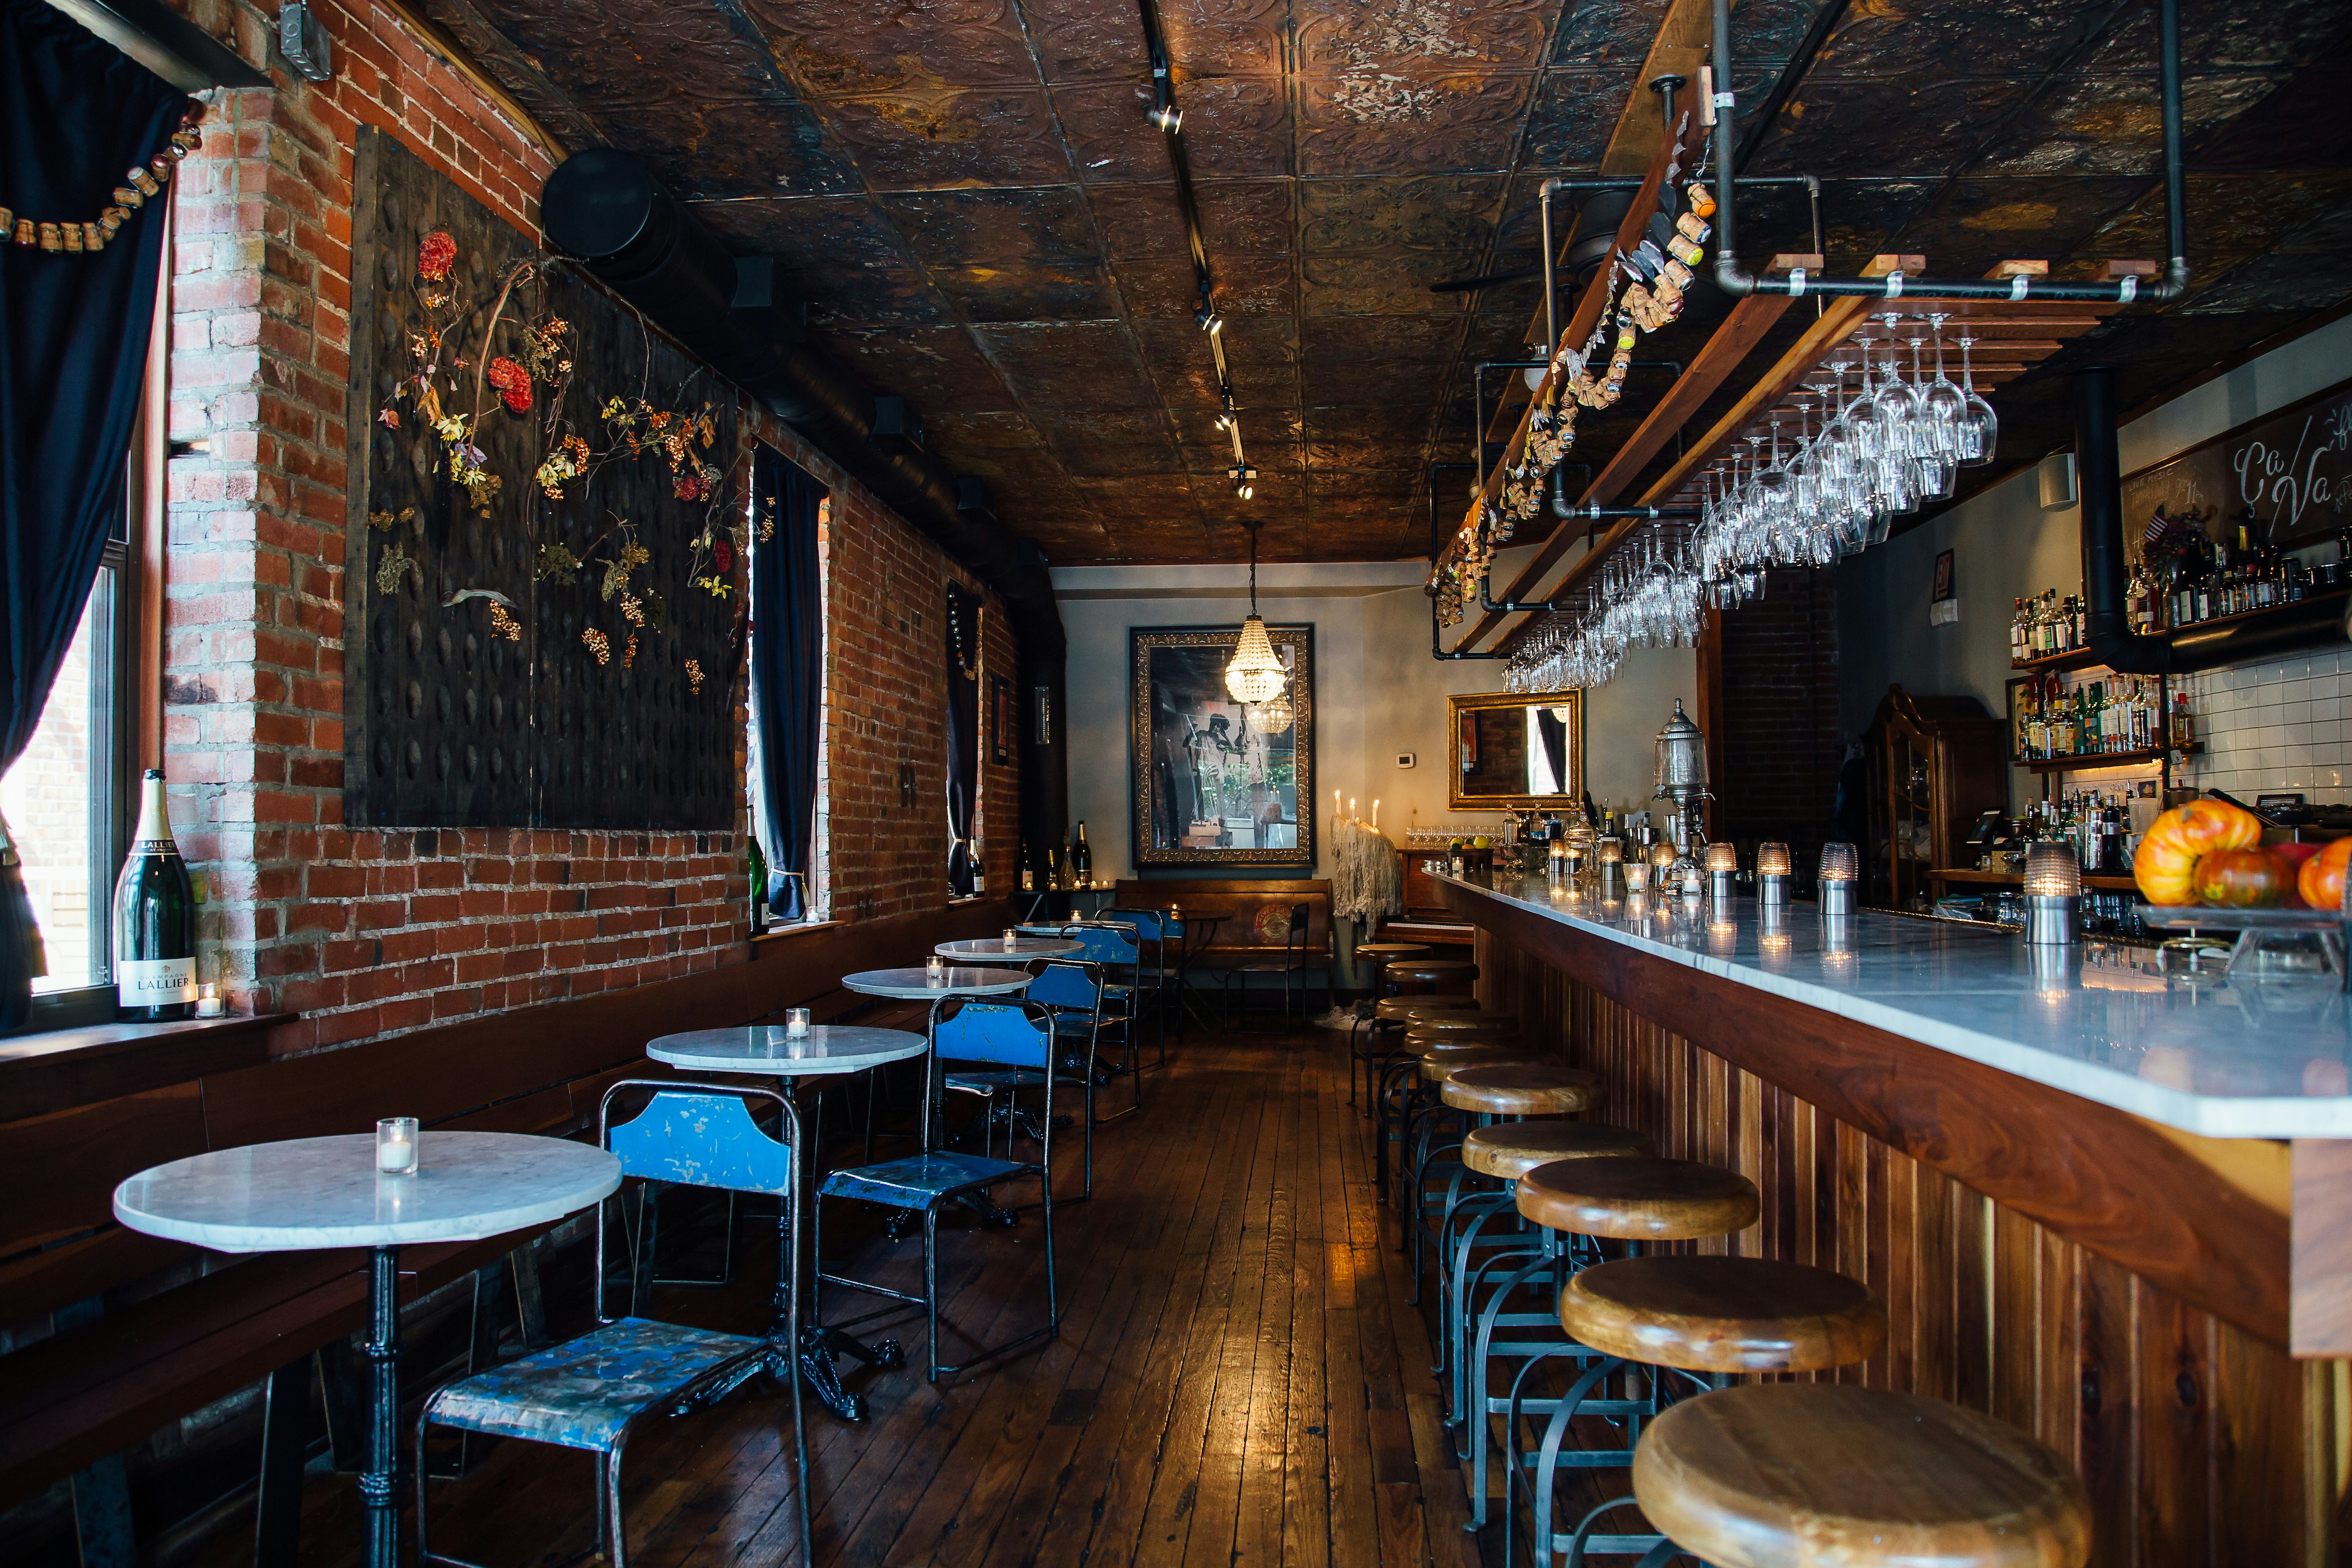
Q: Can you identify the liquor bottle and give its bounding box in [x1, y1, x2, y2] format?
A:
[1019, 837, 1035, 893]
[114, 769, 197, 1021]
[970, 837, 987, 897]
[1070, 822, 1092, 889]
[2010, 598, 2028, 663]
[748, 833, 768, 935]
[2170, 692, 2195, 750]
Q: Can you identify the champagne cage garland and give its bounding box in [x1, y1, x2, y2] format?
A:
[3, 95, 207, 253]
[1429, 116, 1710, 629]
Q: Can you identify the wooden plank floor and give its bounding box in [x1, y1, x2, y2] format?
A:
[193, 1026, 1499, 1568]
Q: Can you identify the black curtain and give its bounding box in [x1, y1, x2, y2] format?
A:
[1536, 707, 1568, 796]
[1, 0, 183, 1024]
[748, 446, 824, 922]
[945, 585, 980, 895]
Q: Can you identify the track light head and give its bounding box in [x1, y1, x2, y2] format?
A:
[1150, 103, 1182, 133]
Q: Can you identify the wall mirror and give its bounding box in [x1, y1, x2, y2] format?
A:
[1131, 626, 1314, 867]
[1448, 691, 1584, 810]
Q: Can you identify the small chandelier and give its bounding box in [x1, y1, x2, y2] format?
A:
[1250, 690, 1294, 734]
[1225, 521, 1286, 704]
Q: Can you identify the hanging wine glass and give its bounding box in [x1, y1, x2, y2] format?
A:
[1921, 314, 1967, 449]
[1956, 335, 1998, 466]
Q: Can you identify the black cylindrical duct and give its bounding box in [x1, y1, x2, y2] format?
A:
[2075, 368, 2171, 675]
[1567, 190, 1634, 289]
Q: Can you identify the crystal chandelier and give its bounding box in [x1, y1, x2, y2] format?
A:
[1225, 521, 1286, 704]
[1250, 690, 1294, 734]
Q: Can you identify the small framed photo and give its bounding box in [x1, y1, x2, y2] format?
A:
[990, 674, 1012, 766]
[1931, 548, 1957, 603]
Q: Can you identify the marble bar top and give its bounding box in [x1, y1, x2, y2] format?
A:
[1438, 871, 2352, 1141]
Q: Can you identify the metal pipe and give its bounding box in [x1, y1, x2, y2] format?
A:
[1539, 182, 1559, 356]
[1478, 506, 1703, 614]
[1709, 0, 2187, 303]
[2075, 367, 2172, 674]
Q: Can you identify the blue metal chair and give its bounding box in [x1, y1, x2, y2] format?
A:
[945, 957, 1114, 1196]
[815, 997, 1060, 1381]
[1020, 921, 1147, 1106]
[416, 1081, 808, 1568]
[1104, 906, 1175, 1064]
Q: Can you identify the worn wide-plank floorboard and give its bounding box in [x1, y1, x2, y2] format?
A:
[190, 1027, 1516, 1568]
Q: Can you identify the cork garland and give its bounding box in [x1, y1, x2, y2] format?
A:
[3, 98, 207, 255]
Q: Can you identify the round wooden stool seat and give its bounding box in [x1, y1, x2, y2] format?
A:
[1389, 960, 1478, 986]
[1356, 942, 1431, 961]
[1440, 1064, 1600, 1116]
[1410, 1010, 1520, 1037]
[1403, 1022, 1520, 1051]
[1375, 995, 1477, 1023]
[1560, 1257, 1885, 1375]
[1463, 1121, 1654, 1180]
[1515, 1156, 1759, 1241]
[1417, 1046, 1547, 1084]
[1633, 1384, 2090, 1568]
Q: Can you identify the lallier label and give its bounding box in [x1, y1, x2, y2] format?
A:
[118, 957, 197, 1005]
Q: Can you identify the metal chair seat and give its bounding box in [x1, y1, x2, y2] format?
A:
[944, 1067, 1050, 1093]
[819, 1150, 1029, 1208]
[423, 1315, 780, 1453]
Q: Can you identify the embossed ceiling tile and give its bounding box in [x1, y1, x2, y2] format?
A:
[1549, 0, 1670, 66]
[1731, 0, 1837, 63]
[1892, 177, 2149, 267]
[1194, 181, 1299, 253]
[1117, 254, 1297, 317]
[1969, 73, 2281, 176]
[879, 186, 1103, 269]
[469, 0, 790, 104]
[977, 322, 1161, 409]
[1295, 0, 1557, 76]
[1301, 351, 1446, 409]
[1304, 315, 1460, 366]
[936, 265, 1128, 322]
[801, 267, 956, 328]
[1307, 472, 1423, 521]
[2195, 39, 2352, 172]
[1300, 253, 1477, 315]
[817, 88, 1072, 189]
[1303, 428, 1428, 472]
[745, 0, 1039, 91]
[814, 326, 1020, 410]
[1053, 82, 1178, 182]
[1047, 410, 1187, 475]
[1297, 175, 1506, 254]
[1521, 71, 1630, 170]
[1786, 178, 1939, 269]
[1753, 78, 2042, 176]
[1305, 402, 1436, 443]
[2084, 171, 2352, 265]
[1190, 466, 1304, 516]
[2087, 0, 2344, 74]
[2174, 248, 2352, 314]
[1019, 0, 1152, 82]
[920, 409, 1049, 452]
[1808, 0, 2101, 84]
[1298, 73, 1533, 176]
[586, 100, 862, 200]
[1170, 77, 1295, 178]
[1158, 0, 1286, 76]
[1087, 184, 1193, 258]
[692, 196, 920, 270]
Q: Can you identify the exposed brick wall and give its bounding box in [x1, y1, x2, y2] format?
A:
[1716, 566, 1843, 868]
[156, 0, 1015, 1051]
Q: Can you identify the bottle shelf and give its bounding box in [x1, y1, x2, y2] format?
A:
[2012, 744, 2198, 774]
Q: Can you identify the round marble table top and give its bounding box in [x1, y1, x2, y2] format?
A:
[647, 1025, 928, 1077]
[842, 966, 1034, 998]
[113, 1132, 621, 1254]
[934, 937, 1082, 963]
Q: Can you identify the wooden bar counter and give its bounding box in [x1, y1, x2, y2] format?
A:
[1435, 870, 2352, 1565]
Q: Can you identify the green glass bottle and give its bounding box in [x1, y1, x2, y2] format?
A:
[748, 833, 769, 933]
[114, 769, 197, 1021]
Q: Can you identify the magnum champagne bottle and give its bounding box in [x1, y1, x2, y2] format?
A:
[1070, 822, 1092, 889]
[114, 769, 197, 1021]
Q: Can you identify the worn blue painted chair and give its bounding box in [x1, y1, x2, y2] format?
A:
[1020, 920, 1146, 1102]
[945, 958, 1113, 1196]
[416, 1081, 808, 1568]
[1103, 906, 1175, 1063]
[815, 996, 1060, 1382]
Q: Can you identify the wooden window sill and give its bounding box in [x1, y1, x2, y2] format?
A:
[751, 919, 842, 949]
[0, 1012, 295, 1122]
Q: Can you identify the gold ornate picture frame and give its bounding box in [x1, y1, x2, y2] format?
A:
[1446, 690, 1584, 811]
[1131, 626, 1314, 867]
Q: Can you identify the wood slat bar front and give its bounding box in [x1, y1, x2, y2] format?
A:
[1450, 902, 2346, 1566]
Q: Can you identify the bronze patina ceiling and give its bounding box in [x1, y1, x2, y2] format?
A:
[437, 0, 2351, 565]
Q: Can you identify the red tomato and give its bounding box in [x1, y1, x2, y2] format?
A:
[2194, 848, 2293, 908]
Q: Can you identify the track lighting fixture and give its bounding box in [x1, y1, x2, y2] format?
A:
[1197, 306, 1224, 335]
[1151, 103, 1182, 133]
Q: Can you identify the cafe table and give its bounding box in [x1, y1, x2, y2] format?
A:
[645, 1024, 928, 1421]
[842, 965, 1035, 999]
[113, 1132, 621, 1568]
[934, 936, 1082, 964]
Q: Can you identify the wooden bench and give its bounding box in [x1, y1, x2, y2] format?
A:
[1110, 877, 1334, 982]
[0, 898, 1020, 1514]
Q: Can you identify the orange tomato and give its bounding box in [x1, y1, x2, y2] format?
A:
[2194, 848, 2293, 908]
[2132, 817, 2201, 906]
[2298, 839, 2352, 913]
[2157, 799, 2262, 857]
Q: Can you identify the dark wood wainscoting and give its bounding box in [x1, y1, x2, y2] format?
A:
[1472, 928, 2348, 1567]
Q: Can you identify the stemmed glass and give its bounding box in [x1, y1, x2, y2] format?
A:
[1956, 335, 1998, 466]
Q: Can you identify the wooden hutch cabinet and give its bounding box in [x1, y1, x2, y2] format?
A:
[1864, 685, 2008, 913]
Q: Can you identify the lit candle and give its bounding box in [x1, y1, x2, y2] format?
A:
[195, 982, 225, 1019]
[1004, 927, 1019, 950]
[785, 1007, 811, 1038]
[926, 954, 945, 983]
[376, 1117, 419, 1174]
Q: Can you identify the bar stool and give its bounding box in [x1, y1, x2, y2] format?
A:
[1497, 1157, 1759, 1562]
[1406, 1061, 1595, 1311]
[1383, 1030, 1532, 1212]
[1353, 993, 1478, 1110]
[1445, 1122, 1655, 1519]
[1355, 940, 1431, 997]
[1631, 1383, 2090, 1568]
[1387, 958, 1478, 993]
[1374, 1010, 1522, 1174]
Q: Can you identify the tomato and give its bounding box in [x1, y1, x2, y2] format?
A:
[2160, 799, 2263, 857]
[2132, 818, 2201, 906]
[2194, 847, 2293, 908]
[2298, 839, 2352, 914]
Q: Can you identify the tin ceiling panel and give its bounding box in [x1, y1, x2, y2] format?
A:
[464, 0, 2351, 564]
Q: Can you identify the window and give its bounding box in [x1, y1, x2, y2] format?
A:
[745, 458, 828, 928]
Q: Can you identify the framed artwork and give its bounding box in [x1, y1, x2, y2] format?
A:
[1932, 548, 1957, 602]
[1130, 625, 1314, 867]
[989, 673, 1011, 765]
[1446, 692, 1584, 810]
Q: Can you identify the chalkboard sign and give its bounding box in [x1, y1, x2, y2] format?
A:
[2121, 376, 2352, 564]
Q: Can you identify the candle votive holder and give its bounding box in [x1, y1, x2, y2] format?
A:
[785, 1007, 812, 1038]
[376, 1117, 419, 1175]
[195, 982, 226, 1019]
[926, 955, 946, 982]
